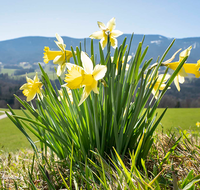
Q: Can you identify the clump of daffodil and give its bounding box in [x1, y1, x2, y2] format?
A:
[58, 87, 73, 105]
[63, 52, 107, 106]
[111, 55, 132, 75]
[20, 73, 43, 102]
[162, 46, 192, 91]
[146, 73, 171, 99]
[43, 33, 73, 76]
[89, 17, 123, 49]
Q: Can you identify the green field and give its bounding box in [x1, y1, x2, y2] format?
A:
[1, 68, 16, 75]
[156, 108, 200, 132]
[0, 108, 199, 151]
[0, 112, 5, 116]
[0, 65, 65, 80]
[0, 108, 36, 152]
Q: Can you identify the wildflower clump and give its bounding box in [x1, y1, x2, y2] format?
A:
[9, 17, 200, 177]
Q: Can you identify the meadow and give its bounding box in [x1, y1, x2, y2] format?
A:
[1, 22, 200, 189]
[0, 64, 63, 80]
[0, 108, 199, 152]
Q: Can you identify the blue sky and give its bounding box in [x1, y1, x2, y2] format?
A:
[1, 0, 200, 41]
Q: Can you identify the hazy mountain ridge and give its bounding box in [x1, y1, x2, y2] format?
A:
[0, 34, 199, 64]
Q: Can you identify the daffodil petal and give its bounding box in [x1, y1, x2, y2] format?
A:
[81, 52, 93, 74]
[155, 91, 159, 99]
[157, 74, 164, 82]
[55, 33, 64, 44]
[97, 21, 107, 30]
[110, 37, 117, 49]
[159, 84, 166, 90]
[179, 46, 192, 62]
[33, 73, 39, 82]
[20, 83, 30, 90]
[89, 31, 104, 39]
[110, 30, 123, 38]
[127, 55, 132, 63]
[163, 49, 182, 64]
[78, 86, 92, 106]
[179, 67, 188, 77]
[26, 76, 33, 84]
[157, 74, 171, 83]
[178, 75, 185, 84]
[55, 41, 66, 52]
[66, 63, 83, 71]
[27, 90, 36, 102]
[174, 76, 180, 91]
[164, 74, 171, 81]
[107, 17, 116, 32]
[93, 65, 107, 81]
[152, 88, 156, 96]
[91, 80, 99, 94]
[125, 64, 129, 71]
[57, 65, 62, 76]
[53, 55, 65, 65]
[100, 37, 107, 50]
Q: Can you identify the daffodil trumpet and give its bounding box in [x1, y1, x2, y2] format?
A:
[63, 52, 107, 106]
[183, 60, 200, 78]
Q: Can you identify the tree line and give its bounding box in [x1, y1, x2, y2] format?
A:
[0, 73, 199, 109]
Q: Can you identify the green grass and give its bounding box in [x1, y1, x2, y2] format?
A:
[0, 108, 36, 152]
[0, 111, 5, 116]
[0, 108, 199, 151]
[156, 108, 200, 131]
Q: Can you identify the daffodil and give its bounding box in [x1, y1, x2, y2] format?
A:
[89, 17, 123, 49]
[20, 73, 43, 102]
[162, 46, 192, 91]
[58, 87, 73, 105]
[196, 122, 200, 127]
[43, 33, 73, 76]
[111, 55, 132, 75]
[63, 52, 107, 106]
[146, 74, 171, 99]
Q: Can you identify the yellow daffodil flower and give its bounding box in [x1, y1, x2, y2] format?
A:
[162, 46, 192, 91]
[183, 60, 200, 78]
[196, 122, 200, 127]
[111, 55, 132, 75]
[63, 52, 107, 106]
[43, 33, 73, 76]
[146, 74, 171, 99]
[89, 17, 123, 49]
[152, 74, 171, 99]
[20, 73, 43, 102]
[58, 87, 73, 105]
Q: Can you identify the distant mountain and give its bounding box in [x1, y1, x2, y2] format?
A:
[0, 34, 199, 65]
